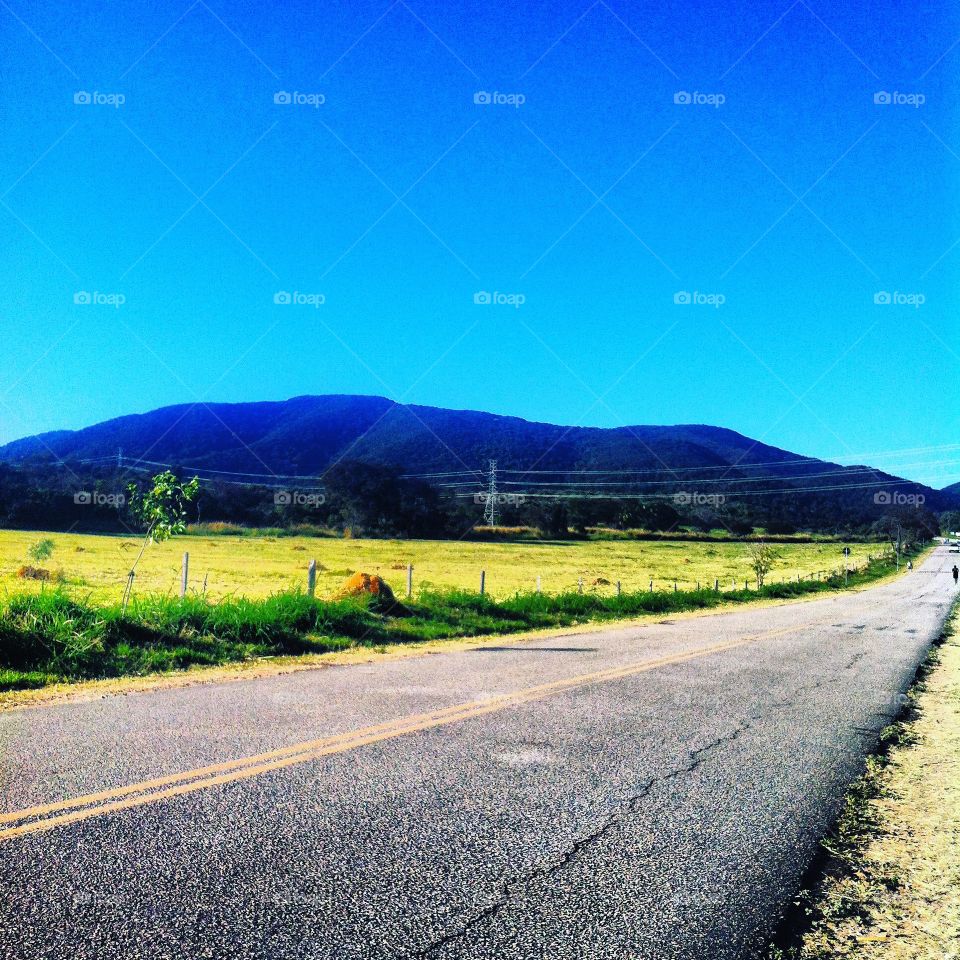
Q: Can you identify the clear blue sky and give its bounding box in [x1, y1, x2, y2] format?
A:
[1, 0, 958, 486]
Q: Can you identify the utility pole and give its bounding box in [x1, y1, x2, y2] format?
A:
[483, 459, 500, 527]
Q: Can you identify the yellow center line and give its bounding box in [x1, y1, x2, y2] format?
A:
[0, 618, 827, 842]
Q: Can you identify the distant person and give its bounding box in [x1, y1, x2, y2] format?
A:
[953, 565, 959, 585]
[907, 560, 913, 570]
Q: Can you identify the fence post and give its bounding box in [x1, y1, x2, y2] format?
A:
[479, 570, 486, 595]
[406, 563, 413, 599]
[616, 580, 621, 596]
[714, 578, 719, 591]
[536, 574, 541, 594]
[307, 558, 316, 597]
[180, 552, 189, 598]
[649, 580, 653, 592]
[673, 581, 677, 592]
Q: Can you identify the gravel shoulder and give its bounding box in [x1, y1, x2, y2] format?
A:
[779, 603, 960, 959]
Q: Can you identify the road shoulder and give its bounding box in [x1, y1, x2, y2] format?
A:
[773, 603, 960, 959]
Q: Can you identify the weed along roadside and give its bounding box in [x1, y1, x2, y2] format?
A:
[769, 603, 960, 959]
[0, 551, 920, 693]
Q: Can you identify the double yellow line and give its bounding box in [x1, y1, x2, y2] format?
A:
[0, 620, 819, 842]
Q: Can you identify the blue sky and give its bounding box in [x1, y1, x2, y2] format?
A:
[1, 0, 958, 486]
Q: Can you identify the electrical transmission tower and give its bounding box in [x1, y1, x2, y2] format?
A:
[482, 459, 500, 526]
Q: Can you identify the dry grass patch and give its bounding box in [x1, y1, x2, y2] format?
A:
[777, 609, 960, 959]
[0, 530, 879, 604]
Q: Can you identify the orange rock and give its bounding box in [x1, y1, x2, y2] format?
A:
[336, 572, 397, 602]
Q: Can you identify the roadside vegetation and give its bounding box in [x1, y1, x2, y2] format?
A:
[772, 605, 960, 960]
[0, 551, 918, 692]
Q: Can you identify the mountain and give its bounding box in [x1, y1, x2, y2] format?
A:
[0, 395, 954, 524]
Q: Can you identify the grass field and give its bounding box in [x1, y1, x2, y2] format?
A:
[0, 555, 906, 693]
[0, 529, 880, 605]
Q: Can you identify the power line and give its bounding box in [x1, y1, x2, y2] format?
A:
[451, 478, 926, 500]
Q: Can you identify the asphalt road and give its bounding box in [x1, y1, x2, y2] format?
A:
[0, 548, 955, 960]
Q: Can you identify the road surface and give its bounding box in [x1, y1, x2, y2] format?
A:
[0, 548, 955, 959]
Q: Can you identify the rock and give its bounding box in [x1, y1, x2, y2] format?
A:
[335, 572, 407, 615]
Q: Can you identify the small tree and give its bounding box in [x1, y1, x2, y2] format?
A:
[122, 471, 199, 612]
[748, 541, 780, 588]
[27, 538, 56, 563]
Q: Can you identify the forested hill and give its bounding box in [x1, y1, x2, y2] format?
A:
[0, 395, 954, 530]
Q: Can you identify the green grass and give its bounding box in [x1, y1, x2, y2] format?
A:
[0, 552, 910, 691]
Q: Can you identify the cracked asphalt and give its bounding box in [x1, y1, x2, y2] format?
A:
[0, 547, 955, 960]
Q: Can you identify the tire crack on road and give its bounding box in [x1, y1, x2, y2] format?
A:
[401, 720, 754, 959]
[402, 642, 886, 960]
[405, 639, 890, 957]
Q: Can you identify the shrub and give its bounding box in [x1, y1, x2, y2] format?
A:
[27, 538, 56, 563]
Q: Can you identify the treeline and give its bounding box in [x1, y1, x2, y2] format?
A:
[0, 460, 946, 540]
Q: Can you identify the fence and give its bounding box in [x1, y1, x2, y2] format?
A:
[172, 553, 876, 602]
